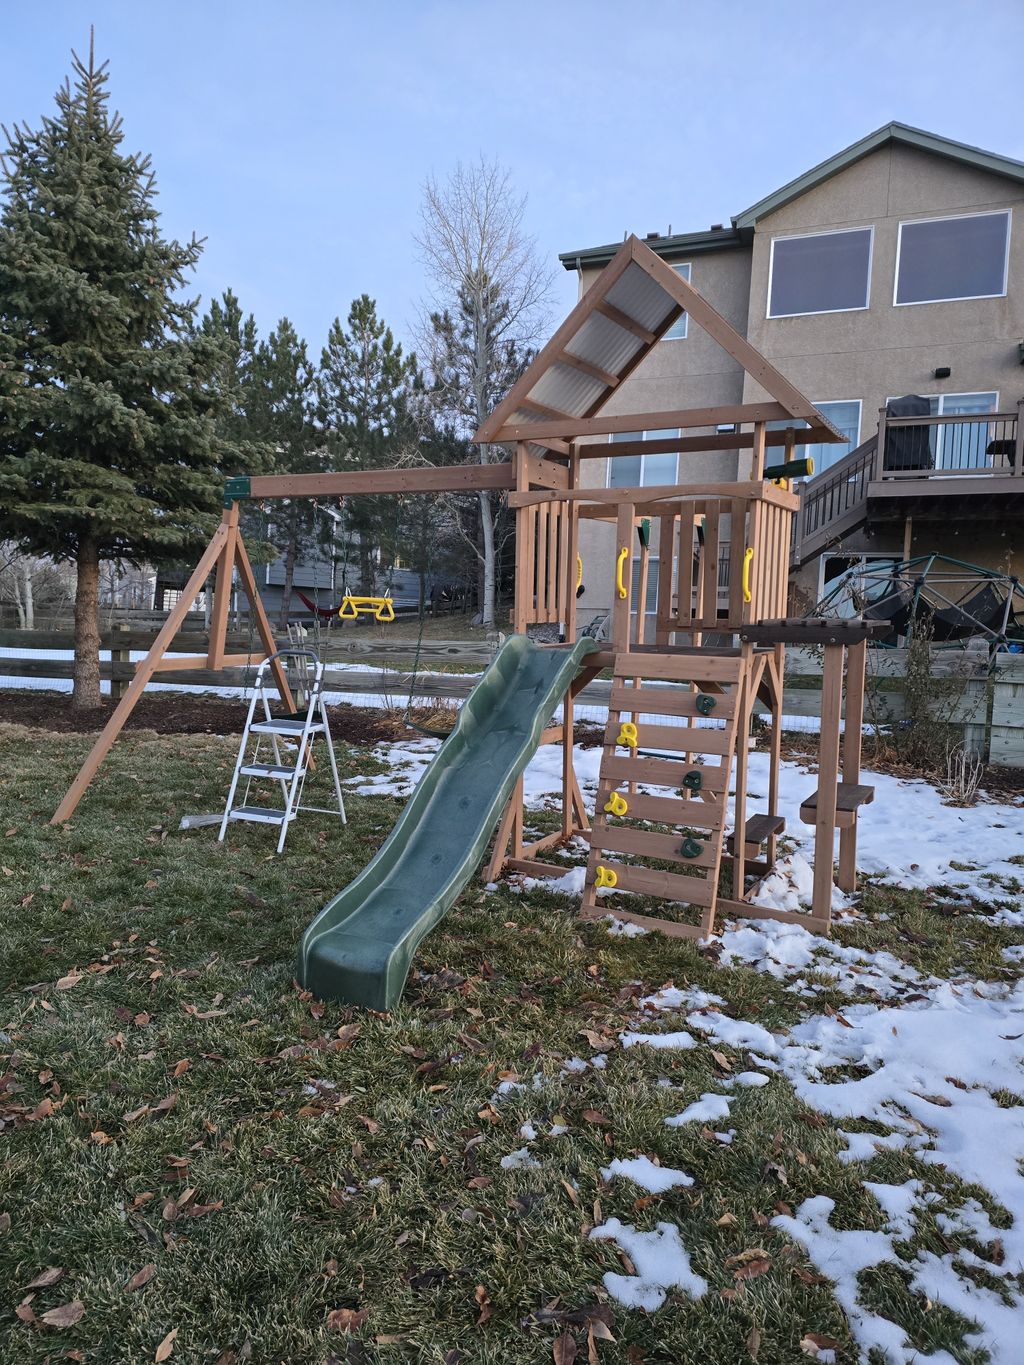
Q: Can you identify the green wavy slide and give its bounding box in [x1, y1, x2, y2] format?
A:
[298, 635, 598, 1010]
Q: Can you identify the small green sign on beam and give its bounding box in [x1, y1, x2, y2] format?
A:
[222, 475, 252, 508]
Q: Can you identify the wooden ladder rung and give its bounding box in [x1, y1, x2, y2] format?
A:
[609, 684, 738, 720]
[611, 652, 744, 684]
[596, 824, 717, 869]
[604, 721, 734, 757]
[599, 789, 725, 830]
[601, 753, 730, 793]
[588, 859, 714, 907]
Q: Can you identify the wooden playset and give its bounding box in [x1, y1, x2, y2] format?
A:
[52, 234, 881, 948]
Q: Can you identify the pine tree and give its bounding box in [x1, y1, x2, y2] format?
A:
[0, 39, 226, 707]
[249, 318, 323, 625]
[318, 295, 417, 593]
[198, 290, 277, 565]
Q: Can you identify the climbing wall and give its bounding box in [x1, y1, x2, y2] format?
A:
[581, 649, 753, 938]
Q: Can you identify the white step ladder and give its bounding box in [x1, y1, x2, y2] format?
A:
[218, 649, 346, 854]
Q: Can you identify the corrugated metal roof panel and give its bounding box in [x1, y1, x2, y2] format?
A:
[565, 311, 643, 377]
[528, 361, 606, 417]
[604, 261, 678, 332]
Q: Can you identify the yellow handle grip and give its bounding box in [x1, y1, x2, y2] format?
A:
[616, 546, 629, 600]
[595, 865, 618, 889]
[576, 553, 583, 592]
[615, 721, 638, 750]
[742, 547, 754, 604]
[604, 791, 628, 817]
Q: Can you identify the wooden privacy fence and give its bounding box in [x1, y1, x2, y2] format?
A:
[2, 630, 1023, 766]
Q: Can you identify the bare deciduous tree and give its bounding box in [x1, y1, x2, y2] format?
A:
[415, 157, 553, 629]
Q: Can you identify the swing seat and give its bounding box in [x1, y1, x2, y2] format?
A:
[338, 594, 395, 622]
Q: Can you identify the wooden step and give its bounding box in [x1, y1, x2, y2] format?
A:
[605, 720, 734, 757]
[799, 783, 874, 829]
[609, 684, 738, 720]
[601, 753, 730, 793]
[726, 813, 785, 856]
[598, 789, 725, 831]
[611, 652, 743, 684]
[588, 858, 713, 907]
[596, 824, 717, 870]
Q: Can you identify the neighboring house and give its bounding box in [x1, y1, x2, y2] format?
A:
[559, 122, 1024, 622]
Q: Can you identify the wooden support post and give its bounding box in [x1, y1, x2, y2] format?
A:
[233, 528, 293, 709]
[51, 515, 234, 825]
[838, 639, 865, 892]
[766, 643, 785, 866]
[749, 420, 767, 480]
[207, 502, 239, 670]
[110, 623, 131, 702]
[811, 643, 844, 923]
[731, 657, 750, 900]
[612, 502, 634, 655]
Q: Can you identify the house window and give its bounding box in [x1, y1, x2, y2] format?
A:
[607, 429, 680, 488]
[886, 391, 999, 470]
[768, 400, 861, 475]
[768, 227, 873, 317]
[894, 211, 1010, 306]
[631, 557, 659, 628]
[664, 264, 691, 340]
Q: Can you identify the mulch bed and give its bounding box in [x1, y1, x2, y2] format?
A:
[0, 689, 415, 745]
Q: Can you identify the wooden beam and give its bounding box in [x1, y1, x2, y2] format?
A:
[557, 351, 618, 387]
[594, 299, 656, 345]
[207, 503, 238, 670]
[247, 463, 516, 500]
[509, 480, 793, 509]
[51, 517, 233, 825]
[525, 452, 570, 490]
[494, 402, 792, 443]
[575, 425, 837, 460]
[518, 396, 572, 422]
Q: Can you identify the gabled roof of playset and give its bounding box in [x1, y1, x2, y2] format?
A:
[474, 234, 842, 449]
[560, 123, 1024, 271]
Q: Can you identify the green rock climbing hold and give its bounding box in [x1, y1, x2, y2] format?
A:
[695, 693, 716, 716]
[679, 836, 703, 859]
[682, 770, 703, 792]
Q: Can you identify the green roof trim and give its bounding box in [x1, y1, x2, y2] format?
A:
[561, 123, 1024, 270]
[559, 226, 745, 272]
[733, 122, 1024, 228]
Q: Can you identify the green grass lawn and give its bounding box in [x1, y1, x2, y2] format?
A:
[0, 720, 1021, 1364]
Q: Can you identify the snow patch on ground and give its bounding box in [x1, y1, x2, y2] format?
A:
[601, 1156, 695, 1193]
[589, 1218, 708, 1310]
[665, 1092, 733, 1127]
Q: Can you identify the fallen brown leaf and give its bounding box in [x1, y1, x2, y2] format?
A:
[25, 1266, 64, 1289]
[474, 1283, 491, 1327]
[335, 1022, 361, 1049]
[155, 1327, 178, 1360]
[40, 1300, 85, 1329]
[553, 1331, 577, 1364]
[326, 1307, 369, 1332]
[124, 1263, 156, 1292]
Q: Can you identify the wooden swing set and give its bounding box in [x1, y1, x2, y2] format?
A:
[53, 234, 882, 936]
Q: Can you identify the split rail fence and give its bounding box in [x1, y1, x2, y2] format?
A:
[1, 628, 1022, 767]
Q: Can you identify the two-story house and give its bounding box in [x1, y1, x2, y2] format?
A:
[559, 122, 1024, 627]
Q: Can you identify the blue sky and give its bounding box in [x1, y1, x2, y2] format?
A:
[4, 0, 1023, 356]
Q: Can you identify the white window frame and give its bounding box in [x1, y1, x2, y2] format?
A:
[664, 263, 692, 340]
[812, 398, 861, 463]
[771, 399, 862, 474]
[892, 209, 1011, 307]
[766, 225, 874, 318]
[606, 430, 680, 489]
